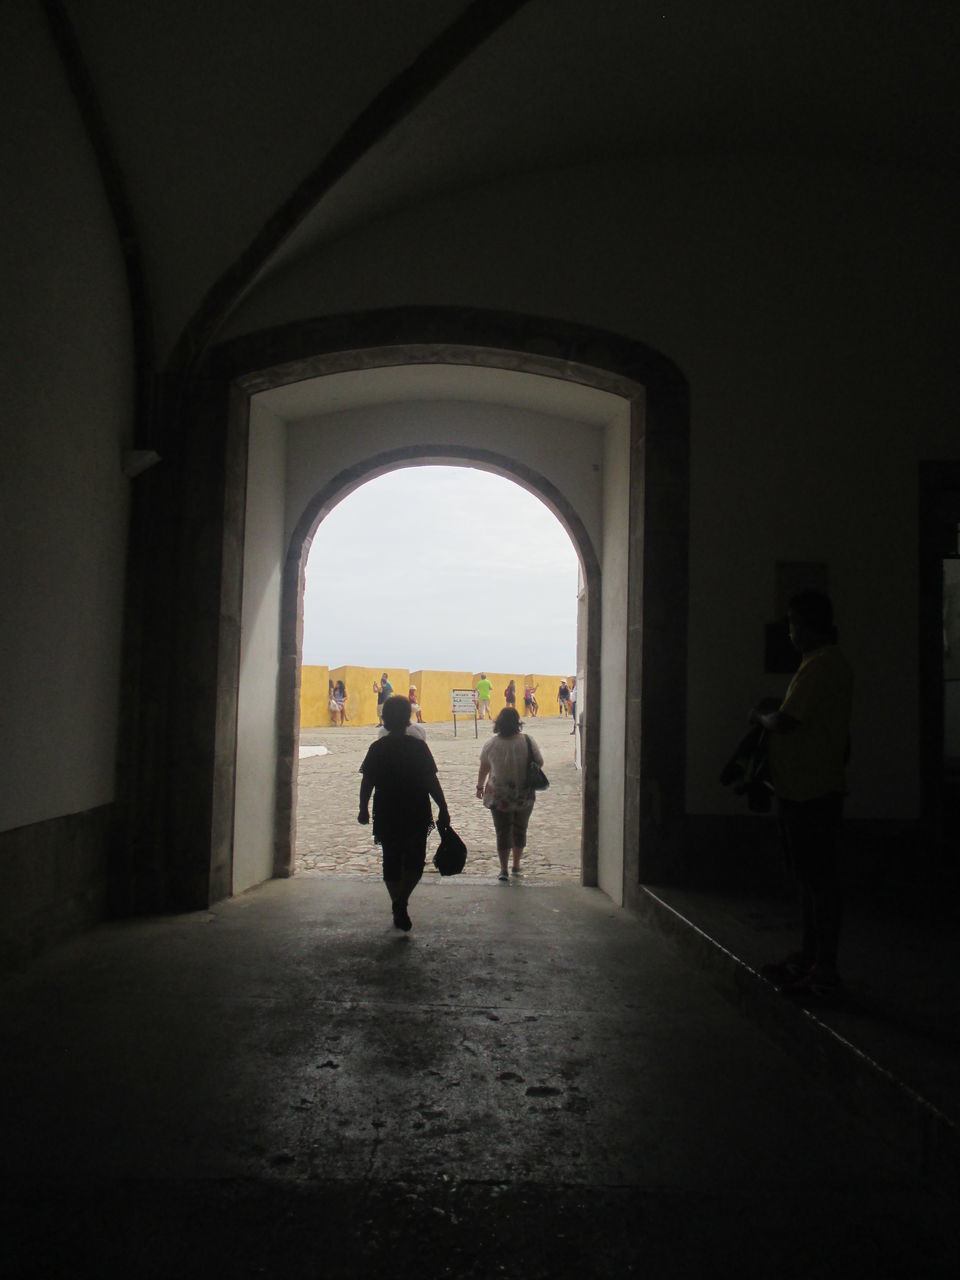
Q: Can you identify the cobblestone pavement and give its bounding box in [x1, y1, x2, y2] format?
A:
[296, 715, 582, 882]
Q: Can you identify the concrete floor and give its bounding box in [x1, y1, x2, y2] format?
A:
[647, 880, 960, 1124]
[1, 877, 957, 1278]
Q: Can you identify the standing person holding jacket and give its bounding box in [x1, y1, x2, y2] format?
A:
[751, 591, 853, 1000]
[359, 695, 450, 931]
[475, 707, 544, 881]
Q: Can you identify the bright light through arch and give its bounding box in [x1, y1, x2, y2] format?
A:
[302, 465, 579, 673]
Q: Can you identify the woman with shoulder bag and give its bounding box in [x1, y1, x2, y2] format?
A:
[475, 707, 545, 880]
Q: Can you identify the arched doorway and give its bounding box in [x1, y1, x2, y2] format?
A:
[290, 461, 587, 881]
[163, 309, 689, 914]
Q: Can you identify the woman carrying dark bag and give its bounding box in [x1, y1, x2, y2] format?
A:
[359, 695, 450, 931]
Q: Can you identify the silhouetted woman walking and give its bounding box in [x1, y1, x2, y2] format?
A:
[358, 695, 450, 930]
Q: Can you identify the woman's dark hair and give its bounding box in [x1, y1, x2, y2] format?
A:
[335, 679, 345, 695]
[788, 590, 835, 637]
[382, 694, 412, 733]
[494, 707, 521, 736]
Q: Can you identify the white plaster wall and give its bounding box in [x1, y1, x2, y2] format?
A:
[0, 2, 132, 832]
[277, 386, 630, 898]
[226, 154, 960, 822]
[234, 403, 287, 892]
[574, 564, 587, 771]
[284, 399, 605, 554]
[596, 419, 630, 904]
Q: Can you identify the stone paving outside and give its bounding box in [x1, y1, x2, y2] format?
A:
[296, 715, 581, 882]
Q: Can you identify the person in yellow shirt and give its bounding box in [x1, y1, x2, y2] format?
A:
[751, 591, 853, 999]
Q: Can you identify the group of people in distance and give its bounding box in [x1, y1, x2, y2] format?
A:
[333, 670, 577, 729]
[358, 694, 545, 931]
[343, 668, 576, 930]
[373, 672, 423, 727]
[328, 672, 426, 728]
[475, 674, 576, 723]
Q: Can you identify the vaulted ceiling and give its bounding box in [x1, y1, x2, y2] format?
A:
[57, 0, 960, 366]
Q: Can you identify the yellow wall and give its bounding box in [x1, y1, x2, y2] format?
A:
[301, 666, 575, 726]
[411, 670, 475, 723]
[300, 665, 330, 728]
[329, 665, 410, 726]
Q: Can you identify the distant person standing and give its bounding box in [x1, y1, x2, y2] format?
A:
[751, 591, 853, 1000]
[333, 679, 348, 725]
[523, 682, 539, 717]
[359, 695, 450, 931]
[569, 677, 578, 736]
[557, 679, 571, 717]
[475, 673, 493, 720]
[476, 708, 544, 880]
[409, 684, 423, 724]
[373, 672, 392, 725]
[504, 679, 517, 710]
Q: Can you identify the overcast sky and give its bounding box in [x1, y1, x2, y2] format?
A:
[303, 466, 579, 673]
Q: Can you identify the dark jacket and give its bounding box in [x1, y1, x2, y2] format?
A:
[720, 726, 773, 813]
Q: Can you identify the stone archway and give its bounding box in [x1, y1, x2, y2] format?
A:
[162, 308, 688, 913]
[273, 444, 603, 888]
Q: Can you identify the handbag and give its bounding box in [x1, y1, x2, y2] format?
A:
[524, 736, 549, 791]
[433, 825, 467, 876]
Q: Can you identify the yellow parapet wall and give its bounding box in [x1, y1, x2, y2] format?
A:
[300, 665, 330, 728]
[411, 670, 475, 724]
[300, 666, 575, 726]
[328, 665, 411, 727]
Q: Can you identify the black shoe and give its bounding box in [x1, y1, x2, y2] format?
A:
[760, 953, 812, 988]
[782, 965, 843, 1004]
[392, 902, 412, 931]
